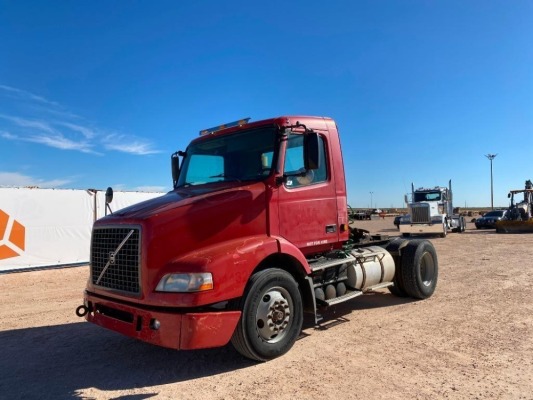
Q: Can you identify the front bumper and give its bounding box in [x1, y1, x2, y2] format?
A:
[83, 292, 241, 350]
[399, 223, 444, 234]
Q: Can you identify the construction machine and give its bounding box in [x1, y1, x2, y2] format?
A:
[496, 180, 533, 233]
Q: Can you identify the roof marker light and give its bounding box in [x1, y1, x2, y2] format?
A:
[199, 118, 251, 136]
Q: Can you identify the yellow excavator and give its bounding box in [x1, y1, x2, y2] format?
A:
[496, 180, 533, 233]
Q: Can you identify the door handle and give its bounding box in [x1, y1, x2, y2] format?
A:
[325, 224, 337, 233]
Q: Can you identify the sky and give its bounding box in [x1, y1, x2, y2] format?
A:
[1, 0, 532, 208]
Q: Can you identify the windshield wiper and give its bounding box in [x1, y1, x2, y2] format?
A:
[209, 173, 240, 182]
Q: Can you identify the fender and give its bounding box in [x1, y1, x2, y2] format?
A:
[142, 235, 281, 307]
[272, 235, 312, 276]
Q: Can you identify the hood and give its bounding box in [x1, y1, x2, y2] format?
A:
[102, 182, 251, 221]
[90, 180, 269, 301]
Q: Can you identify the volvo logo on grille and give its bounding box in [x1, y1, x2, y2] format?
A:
[96, 229, 135, 285]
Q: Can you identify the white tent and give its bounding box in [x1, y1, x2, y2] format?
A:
[0, 187, 164, 272]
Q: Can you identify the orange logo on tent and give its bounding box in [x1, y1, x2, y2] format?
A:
[0, 209, 25, 260]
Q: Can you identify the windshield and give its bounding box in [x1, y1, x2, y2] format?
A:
[485, 211, 504, 217]
[414, 191, 441, 202]
[177, 127, 277, 187]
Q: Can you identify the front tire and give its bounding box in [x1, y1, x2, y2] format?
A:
[399, 239, 438, 299]
[231, 269, 303, 361]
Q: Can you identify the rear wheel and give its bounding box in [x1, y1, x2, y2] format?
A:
[388, 271, 408, 297]
[399, 240, 438, 299]
[386, 239, 409, 297]
[231, 269, 303, 361]
[455, 217, 466, 232]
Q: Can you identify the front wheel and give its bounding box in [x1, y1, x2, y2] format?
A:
[231, 269, 303, 361]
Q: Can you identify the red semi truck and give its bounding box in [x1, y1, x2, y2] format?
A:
[77, 116, 438, 361]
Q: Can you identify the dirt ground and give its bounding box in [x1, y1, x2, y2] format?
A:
[1, 218, 532, 400]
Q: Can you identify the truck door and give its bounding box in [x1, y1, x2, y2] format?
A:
[277, 132, 338, 253]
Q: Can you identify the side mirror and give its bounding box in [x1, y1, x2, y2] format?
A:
[105, 187, 113, 216]
[304, 131, 320, 170]
[171, 152, 181, 187]
[105, 187, 113, 204]
[508, 193, 511, 198]
[404, 194, 408, 204]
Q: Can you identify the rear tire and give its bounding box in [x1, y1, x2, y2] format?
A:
[399, 240, 438, 299]
[455, 217, 466, 233]
[388, 274, 408, 297]
[386, 238, 409, 297]
[231, 269, 303, 361]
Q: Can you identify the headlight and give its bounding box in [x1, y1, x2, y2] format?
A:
[156, 273, 213, 292]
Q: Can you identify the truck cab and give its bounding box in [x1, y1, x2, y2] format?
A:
[79, 116, 438, 361]
[399, 181, 465, 237]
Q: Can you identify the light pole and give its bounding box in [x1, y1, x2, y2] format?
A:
[369, 191, 373, 209]
[485, 154, 497, 210]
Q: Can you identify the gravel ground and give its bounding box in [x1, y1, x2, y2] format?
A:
[1, 218, 532, 400]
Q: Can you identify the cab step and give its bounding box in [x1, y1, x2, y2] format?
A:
[317, 282, 394, 307]
[320, 289, 363, 306]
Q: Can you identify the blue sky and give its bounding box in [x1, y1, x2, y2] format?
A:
[1, 0, 532, 208]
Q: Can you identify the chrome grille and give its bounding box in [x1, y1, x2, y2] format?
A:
[91, 226, 141, 294]
[411, 205, 431, 223]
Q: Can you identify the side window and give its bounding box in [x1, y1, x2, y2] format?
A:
[284, 134, 327, 188]
[260, 151, 274, 175]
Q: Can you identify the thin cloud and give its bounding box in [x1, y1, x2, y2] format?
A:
[0, 114, 57, 135]
[135, 185, 168, 192]
[27, 134, 97, 154]
[56, 121, 97, 139]
[0, 130, 17, 140]
[102, 134, 161, 155]
[0, 84, 159, 156]
[0, 171, 71, 188]
[0, 84, 59, 107]
[1, 126, 99, 154]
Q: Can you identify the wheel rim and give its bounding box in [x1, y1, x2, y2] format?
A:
[420, 252, 436, 287]
[255, 287, 293, 344]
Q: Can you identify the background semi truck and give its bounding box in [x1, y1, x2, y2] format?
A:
[77, 116, 439, 361]
[399, 181, 465, 238]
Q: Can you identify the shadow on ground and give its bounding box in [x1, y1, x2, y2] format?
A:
[311, 291, 415, 323]
[0, 293, 413, 399]
[0, 322, 253, 399]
